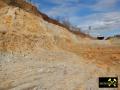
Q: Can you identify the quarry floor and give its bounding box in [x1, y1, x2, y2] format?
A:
[0, 40, 120, 90]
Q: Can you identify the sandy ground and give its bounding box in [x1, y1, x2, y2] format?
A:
[0, 40, 120, 90]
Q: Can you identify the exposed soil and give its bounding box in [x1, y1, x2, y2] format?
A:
[0, 1, 120, 90]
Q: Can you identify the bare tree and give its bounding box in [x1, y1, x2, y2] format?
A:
[55, 16, 82, 32]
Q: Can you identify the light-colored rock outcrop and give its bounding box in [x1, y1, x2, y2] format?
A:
[0, 1, 120, 90]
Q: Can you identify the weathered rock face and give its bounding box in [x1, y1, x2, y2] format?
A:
[0, 1, 120, 90]
[0, 5, 80, 52]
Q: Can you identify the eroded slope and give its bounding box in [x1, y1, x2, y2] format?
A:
[0, 1, 120, 90]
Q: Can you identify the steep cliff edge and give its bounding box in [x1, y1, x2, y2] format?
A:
[1, 0, 92, 38]
[0, 0, 85, 53]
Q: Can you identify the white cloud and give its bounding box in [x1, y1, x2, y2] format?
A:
[48, 0, 80, 5]
[46, 6, 78, 17]
[76, 11, 120, 31]
[94, 0, 117, 7]
[45, 2, 81, 17]
[46, 0, 119, 17]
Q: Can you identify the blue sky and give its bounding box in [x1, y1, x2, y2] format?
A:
[30, 0, 120, 37]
